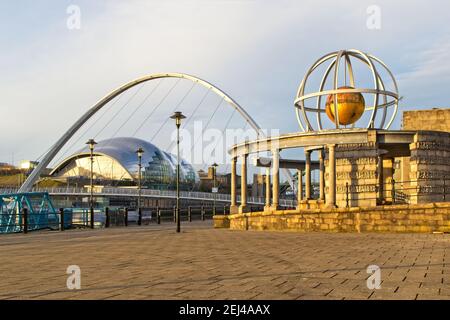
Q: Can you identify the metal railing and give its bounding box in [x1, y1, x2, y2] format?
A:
[0, 208, 65, 234]
[0, 203, 231, 234]
[0, 187, 297, 207]
[342, 177, 449, 207]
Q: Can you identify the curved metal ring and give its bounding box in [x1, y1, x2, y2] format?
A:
[294, 50, 399, 131]
[19, 73, 265, 192]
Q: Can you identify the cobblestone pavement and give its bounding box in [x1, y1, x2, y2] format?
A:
[1, 222, 450, 300]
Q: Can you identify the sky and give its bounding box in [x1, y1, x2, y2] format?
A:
[0, 0, 449, 168]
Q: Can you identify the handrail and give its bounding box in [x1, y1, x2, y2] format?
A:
[0, 186, 296, 207]
[6, 176, 446, 207]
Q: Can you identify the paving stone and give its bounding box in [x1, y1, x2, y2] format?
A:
[0, 222, 450, 300]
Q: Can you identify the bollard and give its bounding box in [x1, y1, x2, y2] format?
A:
[23, 208, 28, 234]
[201, 206, 205, 221]
[124, 208, 128, 227]
[156, 206, 159, 224]
[60, 208, 65, 231]
[345, 182, 349, 208]
[138, 208, 142, 226]
[391, 179, 396, 204]
[443, 178, 446, 202]
[90, 207, 94, 229]
[157, 209, 161, 224]
[173, 206, 176, 223]
[188, 206, 192, 222]
[105, 207, 110, 228]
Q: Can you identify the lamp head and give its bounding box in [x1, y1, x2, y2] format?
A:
[85, 139, 97, 151]
[211, 163, 218, 175]
[170, 111, 186, 127]
[136, 147, 145, 158]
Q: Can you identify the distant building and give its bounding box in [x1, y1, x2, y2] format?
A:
[251, 174, 265, 198]
[19, 160, 39, 171]
[0, 162, 17, 173]
[198, 167, 239, 193]
[49, 137, 198, 190]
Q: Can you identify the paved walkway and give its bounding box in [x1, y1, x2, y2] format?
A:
[0, 222, 449, 300]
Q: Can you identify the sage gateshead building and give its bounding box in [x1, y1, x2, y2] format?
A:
[49, 137, 198, 190]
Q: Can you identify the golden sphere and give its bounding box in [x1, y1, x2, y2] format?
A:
[325, 86, 365, 125]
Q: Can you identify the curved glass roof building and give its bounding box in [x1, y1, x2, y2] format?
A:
[50, 137, 198, 189]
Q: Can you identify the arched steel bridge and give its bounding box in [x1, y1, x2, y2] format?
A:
[19, 72, 294, 193]
[1, 187, 296, 208]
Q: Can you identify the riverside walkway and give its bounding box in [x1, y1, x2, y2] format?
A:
[0, 222, 449, 300]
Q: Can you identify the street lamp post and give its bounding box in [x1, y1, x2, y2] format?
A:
[86, 139, 97, 229]
[136, 147, 145, 226]
[170, 111, 186, 233]
[212, 162, 218, 215]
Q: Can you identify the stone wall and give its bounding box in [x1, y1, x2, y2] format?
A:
[325, 135, 379, 208]
[399, 109, 450, 203]
[214, 202, 450, 233]
[403, 108, 450, 132]
[409, 131, 450, 204]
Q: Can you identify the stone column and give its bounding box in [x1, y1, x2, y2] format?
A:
[271, 149, 280, 209]
[265, 167, 271, 211]
[327, 144, 336, 207]
[230, 157, 238, 214]
[384, 158, 395, 203]
[305, 150, 312, 199]
[319, 149, 325, 201]
[377, 155, 384, 203]
[297, 169, 303, 209]
[239, 155, 248, 213]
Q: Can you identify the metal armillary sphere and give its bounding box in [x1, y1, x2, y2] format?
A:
[294, 49, 399, 132]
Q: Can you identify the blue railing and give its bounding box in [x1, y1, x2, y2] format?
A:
[0, 192, 65, 234]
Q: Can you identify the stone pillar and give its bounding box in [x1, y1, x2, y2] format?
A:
[265, 167, 271, 211]
[305, 150, 312, 199]
[239, 155, 248, 213]
[384, 158, 395, 203]
[271, 149, 280, 209]
[297, 169, 303, 209]
[230, 157, 238, 214]
[258, 175, 264, 197]
[327, 144, 336, 207]
[319, 149, 325, 201]
[377, 155, 384, 203]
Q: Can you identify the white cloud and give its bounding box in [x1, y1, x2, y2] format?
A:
[396, 37, 450, 107]
[0, 0, 449, 164]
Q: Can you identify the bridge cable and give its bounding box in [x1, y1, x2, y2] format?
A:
[51, 81, 147, 173]
[110, 79, 188, 188]
[149, 81, 196, 142]
[89, 80, 164, 160]
[217, 119, 248, 191]
[196, 107, 237, 191]
[94, 83, 145, 139]
[165, 87, 211, 151]
[215, 120, 250, 193]
[36, 93, 124, 164]
[49, 93, 126, 167]
[201, 107, 236, 172]
[132, 78, 182, 137]
[186, 97, 225, 191]
[110, 79, 163, 139]
[188, 96, 224, 156]
[113, 80, 190, 189]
